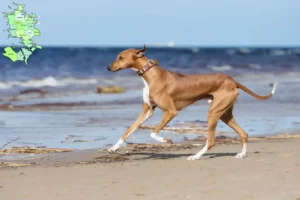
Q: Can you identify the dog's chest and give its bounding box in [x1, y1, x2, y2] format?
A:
[142, 78, 152, 106]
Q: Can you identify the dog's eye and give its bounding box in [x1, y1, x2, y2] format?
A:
[119, 56, 123, 60]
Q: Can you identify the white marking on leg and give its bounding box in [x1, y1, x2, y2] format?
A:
[108, 138, 125, 152]
[235, 143, 247, 158]
[108, 127, 139, 152]
[142, 78, 151, 106]
[271, 82, 277, 94]
[187, 140, 209, 160]
[109, 78, 153, 152]
[150, 132, 167, 143]
[109, 110, 151, 152]
[142, 78, 170, 144]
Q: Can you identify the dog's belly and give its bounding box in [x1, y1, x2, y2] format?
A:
[174, 99, 198, 110]
[173, 92, 212, 110]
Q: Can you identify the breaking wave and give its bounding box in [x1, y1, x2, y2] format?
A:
[0, 76, 99, 90]
[207, 65, 232, 72]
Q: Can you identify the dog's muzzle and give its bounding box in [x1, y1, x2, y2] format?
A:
[107, 65, 111, 71]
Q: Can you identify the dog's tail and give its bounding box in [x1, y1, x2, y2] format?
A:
[235, 82, 277, 100]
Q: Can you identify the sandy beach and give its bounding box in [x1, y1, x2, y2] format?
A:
[1, 137, 300, 200]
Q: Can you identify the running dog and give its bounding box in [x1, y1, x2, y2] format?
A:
[107, 45, 276, 160]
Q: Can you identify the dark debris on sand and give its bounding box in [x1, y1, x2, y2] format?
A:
[125, 143, 197, 152]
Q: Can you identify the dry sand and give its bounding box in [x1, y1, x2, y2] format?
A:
[1, 138, 300, 200]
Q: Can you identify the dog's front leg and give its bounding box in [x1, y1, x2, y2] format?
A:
[108, 104, 154, 152]
[150, 109, 177, 144]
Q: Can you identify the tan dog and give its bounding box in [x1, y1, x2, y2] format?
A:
[107, 45, 276, 160]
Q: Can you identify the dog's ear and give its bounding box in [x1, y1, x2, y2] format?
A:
[134, 44, 146, 58]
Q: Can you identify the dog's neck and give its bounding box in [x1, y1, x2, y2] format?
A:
[133, 57, 162, 84]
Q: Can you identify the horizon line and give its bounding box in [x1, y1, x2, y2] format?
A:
[1, 44, 300, 48]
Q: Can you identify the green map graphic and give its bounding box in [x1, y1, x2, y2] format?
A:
[2, 2, 42, 64]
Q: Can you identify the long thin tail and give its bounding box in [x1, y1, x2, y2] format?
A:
[235, 82, 277, 100]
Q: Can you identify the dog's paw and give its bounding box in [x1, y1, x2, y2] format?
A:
[187, 155, 200, 161]
[107, 146, 119, 153]
[235, 153, 247, 158]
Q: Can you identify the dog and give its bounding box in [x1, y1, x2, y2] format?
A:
[107, 45, 276, 160]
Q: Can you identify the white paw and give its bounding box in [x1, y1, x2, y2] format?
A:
[108, 146, 119, 153]
[235, 153, 247, 158]
[187, 155, 200, 161]
[107, 139, 123, 153]
[150, 133, 173, 144]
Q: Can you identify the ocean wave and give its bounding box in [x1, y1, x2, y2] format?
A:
[270, 50, 286, 56]
[1, 47, 300, 84]
[190, 48, 199, 53]
[207, 65, 232, 72]
[248, 64, 261, 70]
[0, 76, 99, 90]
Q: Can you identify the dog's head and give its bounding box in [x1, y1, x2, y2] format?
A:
[107, 45, 146, 72]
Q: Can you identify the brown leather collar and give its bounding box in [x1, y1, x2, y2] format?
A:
[137, 59, 157, 76]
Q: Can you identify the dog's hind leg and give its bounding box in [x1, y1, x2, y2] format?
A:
[108, 103, 155, 152]
[220, 105, 248, 158]
[187, 92, 238, 160]
[187, 114, 220, 160]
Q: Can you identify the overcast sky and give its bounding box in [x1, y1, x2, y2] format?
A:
[1, 0, 300, 47]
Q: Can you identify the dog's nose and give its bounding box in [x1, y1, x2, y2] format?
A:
[107, 65, 111, 71]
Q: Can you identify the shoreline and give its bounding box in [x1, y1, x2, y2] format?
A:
[0, 100, 300, 155]
[1, 133, 300, 167]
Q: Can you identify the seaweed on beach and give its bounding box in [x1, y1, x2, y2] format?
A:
[0, 162, 36, 168]
[125, 143, 199, 152]
[1, 147, 74, 154]
[93, 154, 129, 163]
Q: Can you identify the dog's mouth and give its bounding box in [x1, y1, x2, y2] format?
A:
[107, 66, 122, 72]
[110, 68, 121, 72]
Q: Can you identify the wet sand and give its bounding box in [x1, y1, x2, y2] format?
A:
[1, 138, 300, 200]
[0, 99, 300, 153]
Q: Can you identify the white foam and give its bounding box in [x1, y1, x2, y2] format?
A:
[248, 64, 261, 70]
[0, 76, 99, 89]
[207, 65, 232, 72]
[270, 50, 286, 56]
[190, 48, 199, 53]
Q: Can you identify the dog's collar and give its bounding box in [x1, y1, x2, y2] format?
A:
[137, 59, 158, 76]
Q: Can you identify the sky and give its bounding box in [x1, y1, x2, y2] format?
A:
[0, 0, 300, 47]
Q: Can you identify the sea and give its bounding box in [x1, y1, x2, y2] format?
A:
[0, 46, 300, 156]
[0, 47, 300, 96]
